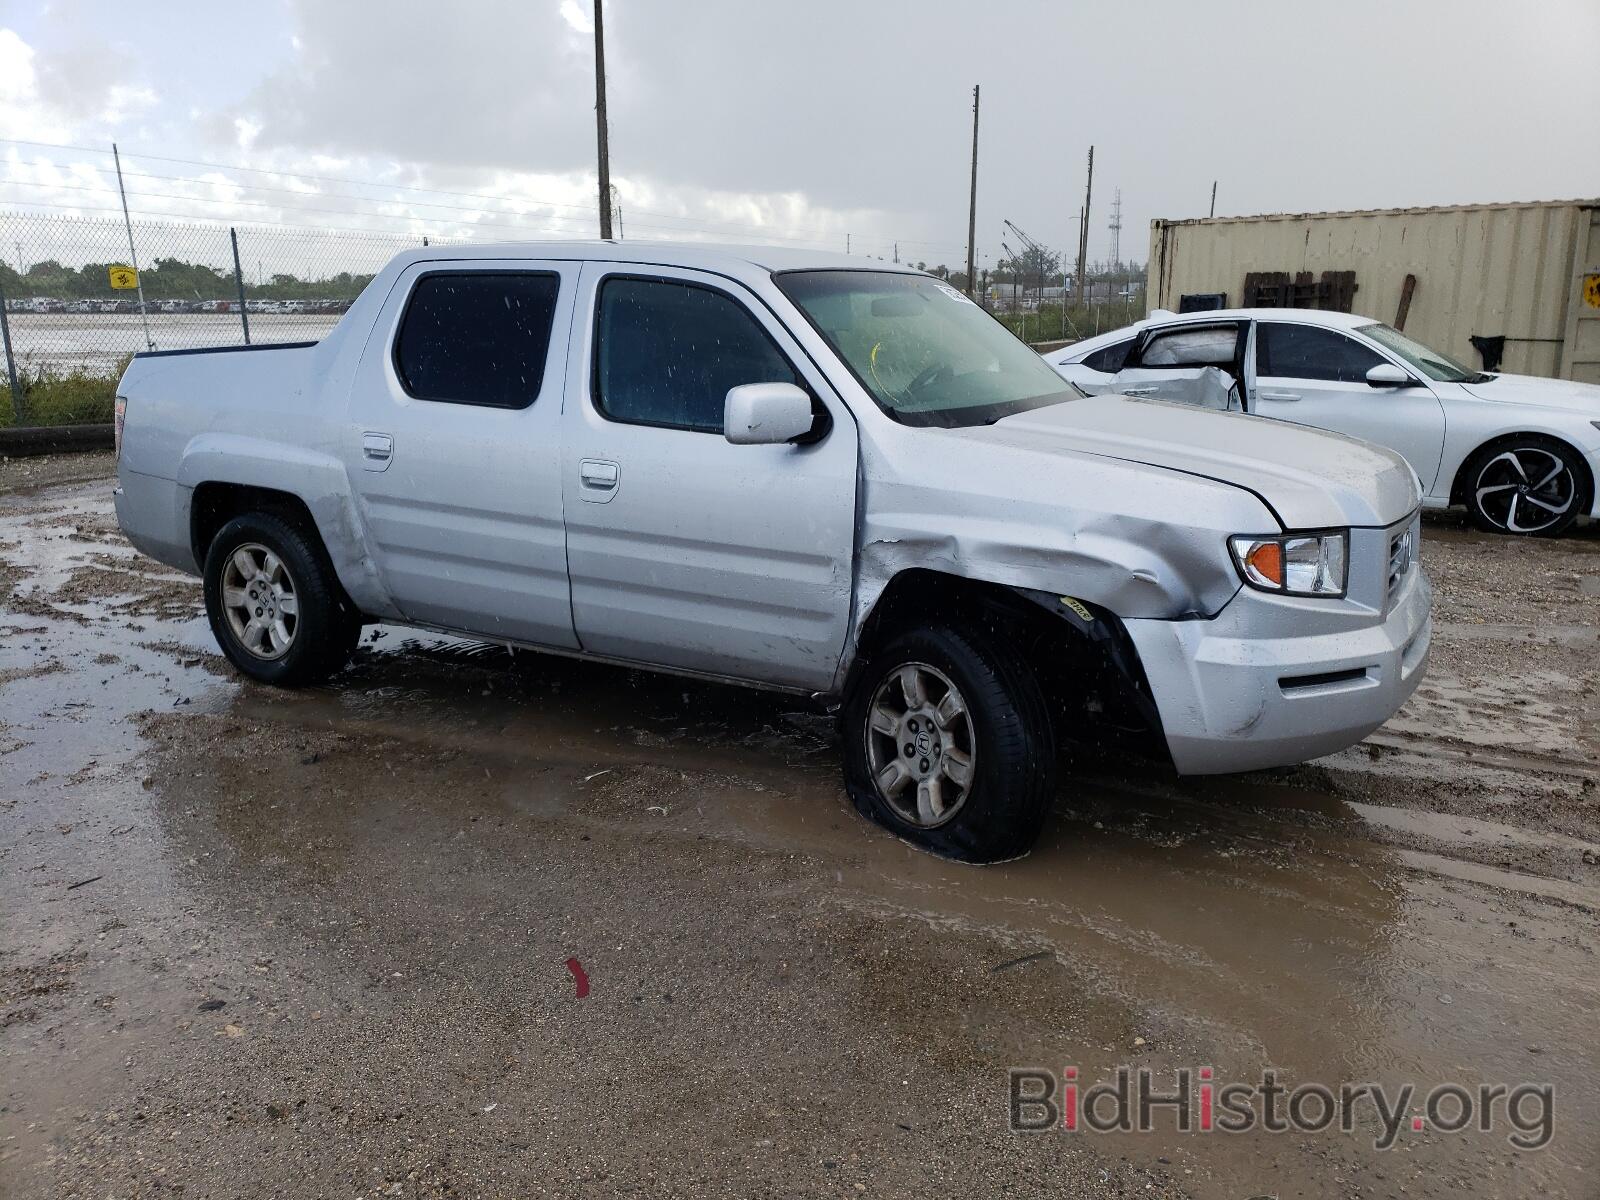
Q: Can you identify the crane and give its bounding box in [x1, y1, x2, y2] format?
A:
[1002, 219, 1056, 302]
[1004, 218, 1078, 339]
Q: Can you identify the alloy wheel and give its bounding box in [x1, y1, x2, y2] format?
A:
[1473, 446, 1575, 534]
[864, 662, 978, 828]
[220, 542, 299, 659]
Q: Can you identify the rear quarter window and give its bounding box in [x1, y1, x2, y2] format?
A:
[1079, 336, 1135, 373]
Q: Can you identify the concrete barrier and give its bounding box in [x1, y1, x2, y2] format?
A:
[0, 423, 114, 457]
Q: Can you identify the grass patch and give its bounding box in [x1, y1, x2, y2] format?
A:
[994, 299, 1146, 347]
[0, 360, 126, 428]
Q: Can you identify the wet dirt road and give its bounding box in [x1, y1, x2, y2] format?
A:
[3, 457, 1599, 1198]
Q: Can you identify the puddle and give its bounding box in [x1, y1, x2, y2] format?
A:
[6, 473, 1600, 1197]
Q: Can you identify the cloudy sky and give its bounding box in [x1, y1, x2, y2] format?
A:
[1, 0, 1597, 272]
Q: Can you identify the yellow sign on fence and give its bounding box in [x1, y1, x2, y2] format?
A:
[1584, 273, 1600, 310]
[108, 265, 139, 290]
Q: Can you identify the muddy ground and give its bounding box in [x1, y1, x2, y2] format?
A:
[2, 455, 1598, 1198]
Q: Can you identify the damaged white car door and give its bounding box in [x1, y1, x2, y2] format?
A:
[1105, 321, 1249, 411]
[559, 263, 860, 691]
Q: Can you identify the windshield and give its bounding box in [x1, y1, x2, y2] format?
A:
[1356, 322, 1491, 383]
[775, 270, 1077, 427]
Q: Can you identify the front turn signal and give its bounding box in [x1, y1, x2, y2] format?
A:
[1229, 531, 1348, 598]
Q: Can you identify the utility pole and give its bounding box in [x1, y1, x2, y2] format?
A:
[1075, 146, 1093, 314]
[965, 84, 980, 296]
[112, 143, 154, 350]
[1209, 180, 1217, 218]
[592, 0, 613, 240]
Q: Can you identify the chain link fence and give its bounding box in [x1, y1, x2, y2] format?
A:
[0, 212, 456, 427]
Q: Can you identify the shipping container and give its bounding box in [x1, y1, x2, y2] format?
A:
[1148, 200, 1600, 382]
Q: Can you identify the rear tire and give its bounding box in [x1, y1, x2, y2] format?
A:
[203, 512, 360, 686]
[1463, 437, 1588, 537]
[842, 623, 1057, 864]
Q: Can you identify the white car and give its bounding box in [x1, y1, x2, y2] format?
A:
[1047, 309, 1600, 536]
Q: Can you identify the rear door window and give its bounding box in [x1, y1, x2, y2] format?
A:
[1256, 322, 1386, 383]
[394, 272, 560, 408]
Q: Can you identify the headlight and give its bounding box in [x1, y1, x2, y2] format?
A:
[1229, 531, 1348, 598]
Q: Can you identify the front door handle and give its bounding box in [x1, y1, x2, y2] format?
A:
[1258, 390, 1302, 402]
[361, 431, 394, 471]
[579, 458, 620, 502]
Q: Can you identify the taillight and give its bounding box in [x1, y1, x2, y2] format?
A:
[114, 394, 127, 458]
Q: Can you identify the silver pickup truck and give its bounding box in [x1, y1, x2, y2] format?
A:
[114, 242, 1431, 861]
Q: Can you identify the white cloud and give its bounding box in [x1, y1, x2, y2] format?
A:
[0, 29, 36, 102]
[5, 2, 1596, 271]
[559, 0, 593, 35]
[0, 28, 73, 144]
[101, 84, 158, 126]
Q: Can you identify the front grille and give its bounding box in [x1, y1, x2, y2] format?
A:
[1387, 524, 1415, 599]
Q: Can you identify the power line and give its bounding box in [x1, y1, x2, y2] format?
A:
[0, 174, 927, 251]
[31, 160, 958, 249]
[0, 136, 919, 244]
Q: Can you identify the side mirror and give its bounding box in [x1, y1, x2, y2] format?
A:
[724, 382, 815, 445]
[1365, 363, 1417, 388]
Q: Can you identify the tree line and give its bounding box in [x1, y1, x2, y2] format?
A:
[0, 256, 377, 301]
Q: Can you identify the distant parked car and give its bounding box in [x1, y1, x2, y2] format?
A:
[1048, 309, 1600, 536]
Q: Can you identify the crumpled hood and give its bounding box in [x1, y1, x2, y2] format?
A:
[1459, 372, 1600, 418]
[959, 393, 1419, 530]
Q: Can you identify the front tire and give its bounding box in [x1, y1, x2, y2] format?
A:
[1464, 437, 1588, 536]
[842, 624, 1057, 864]
[203, 512, 359, 686]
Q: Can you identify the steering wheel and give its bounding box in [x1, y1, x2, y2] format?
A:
[906, 362, 954, 395]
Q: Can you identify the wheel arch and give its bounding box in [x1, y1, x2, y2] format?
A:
[1448, 430, 1595, 512]
[845, 567, 1166, 758]
[176, 433, 394, 617]
[189, 482, 365, 620]
[191, 481, 316, 569]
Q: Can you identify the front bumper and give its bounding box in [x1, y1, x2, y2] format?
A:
[1124, 548, 1432, 775]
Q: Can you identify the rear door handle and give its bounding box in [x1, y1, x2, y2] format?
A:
[1258, 390, 1302, 402]
[579, 458, 620, 502]
[361, 431, 393, 471]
